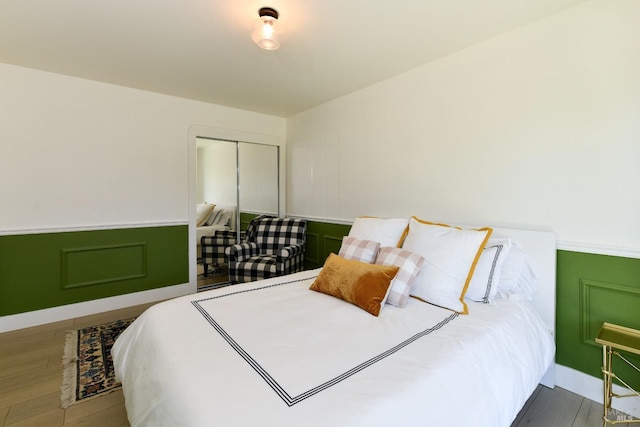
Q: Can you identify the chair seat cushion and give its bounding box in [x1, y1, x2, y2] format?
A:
[240, 255, 278, 274]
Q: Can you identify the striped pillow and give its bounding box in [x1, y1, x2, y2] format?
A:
[375, 247, 425, 307]
[465, 240, 512, 303]
[338, 236, 381, 264]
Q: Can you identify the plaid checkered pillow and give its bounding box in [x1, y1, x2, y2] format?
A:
[338, 236, 380, 263]
[375, 247, 425, 307]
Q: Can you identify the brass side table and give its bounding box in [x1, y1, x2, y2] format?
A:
[595, 322, 640, 426]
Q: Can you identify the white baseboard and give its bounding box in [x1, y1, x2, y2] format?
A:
[555, 364, 640, 419]
[0, 283, 194, 333]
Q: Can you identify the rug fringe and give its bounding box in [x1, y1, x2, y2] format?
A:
[60, 320, 133, 409]
[60, 329, 78, 409]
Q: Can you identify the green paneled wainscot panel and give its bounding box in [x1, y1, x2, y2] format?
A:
[557, 250, 640, 390]
[239, 212, 257, 231]
[303, 220, 351, 270]
[0, 225, 188, 316]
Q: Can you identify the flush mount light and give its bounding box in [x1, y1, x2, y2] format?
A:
[251, 7, 281, 50]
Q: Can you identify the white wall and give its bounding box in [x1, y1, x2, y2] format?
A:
[0, 63, 285, 233]
[197, 140, 238, 207]
[0, 62, 285, 330]
[239, 143, 279, 215]
[286, 0, 640, 254]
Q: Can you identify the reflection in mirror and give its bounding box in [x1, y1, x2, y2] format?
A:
[196, 137, 238, 253]
[238, 142, 279, 219]
[196, 138, 238, 215]
[196, 137, 280, 259]
[195, 137, 280, 291]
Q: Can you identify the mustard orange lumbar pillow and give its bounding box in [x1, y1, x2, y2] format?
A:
[310, 253, 399, 316]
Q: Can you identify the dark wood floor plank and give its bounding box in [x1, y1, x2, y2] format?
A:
[514, 386, 584, 427]
[574, 397, 607, 427]
[512, 384, 544, 426]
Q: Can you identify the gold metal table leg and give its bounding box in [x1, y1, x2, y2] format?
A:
[597, 323, 640, 426]
[603, 344, 612, 426]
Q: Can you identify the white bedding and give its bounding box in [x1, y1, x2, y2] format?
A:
[196, 224, 229, 242]
[113, 269, 554, 427]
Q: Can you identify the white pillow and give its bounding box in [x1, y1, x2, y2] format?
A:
[495, 244, 538, 301]
[338, 236, 380, 263]
[465, 240, 512, 303]
[375, 247, 425, 307]
[348, 217, 409, 247]
[402, 217, 492, 314]
[196, 203, 215, 227]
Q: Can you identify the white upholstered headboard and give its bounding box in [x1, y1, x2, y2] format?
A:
[462, 223, 556, 387]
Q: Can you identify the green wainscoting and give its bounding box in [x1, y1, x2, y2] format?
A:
[0, 225, 188, 316]
[303, 220, 350, 270]
[557, 250, 640, 390]
[239, 212, 261, 231]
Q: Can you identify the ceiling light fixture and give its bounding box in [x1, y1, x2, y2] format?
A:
[252, 7, 281, 51]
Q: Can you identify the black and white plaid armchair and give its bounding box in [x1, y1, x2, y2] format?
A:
[200, 214, 273, 275]
[225, 217, 307, 283]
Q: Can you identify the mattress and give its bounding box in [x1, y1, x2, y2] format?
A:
[113, 269, 554, 427]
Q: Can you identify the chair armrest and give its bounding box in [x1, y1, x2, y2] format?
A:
[277, 244, 305, 260]
[225, 242, 260, 262]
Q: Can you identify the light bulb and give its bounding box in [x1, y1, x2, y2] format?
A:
[252, 7, 281, 51]
[262, 20, 274, 38]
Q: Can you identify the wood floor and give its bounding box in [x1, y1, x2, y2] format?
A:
[0, 302, 156, 427]
[0, 302, 635, 427]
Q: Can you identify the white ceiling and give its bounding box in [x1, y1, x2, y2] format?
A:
[0, 0, 587, 117]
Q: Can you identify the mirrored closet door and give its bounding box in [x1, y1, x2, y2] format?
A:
[238, 142, 279, 222]
[196, 137, 279, 238]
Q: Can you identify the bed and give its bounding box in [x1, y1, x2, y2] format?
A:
[113, 219, 556, 427]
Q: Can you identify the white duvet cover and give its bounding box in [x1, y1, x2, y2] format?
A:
[113, 269, 554, 427]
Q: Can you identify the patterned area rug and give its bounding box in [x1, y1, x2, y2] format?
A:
[61, 318, 135, 408]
